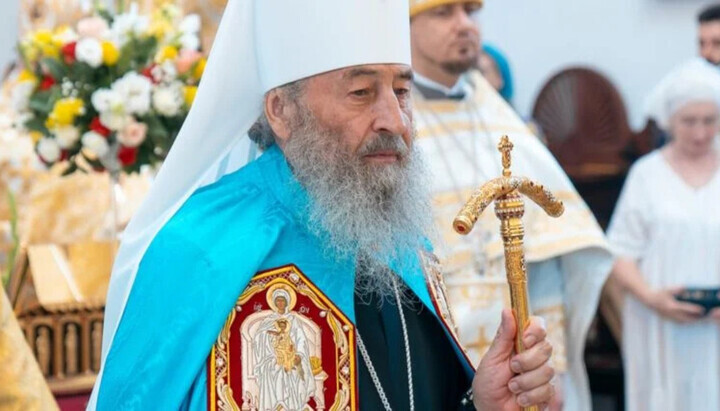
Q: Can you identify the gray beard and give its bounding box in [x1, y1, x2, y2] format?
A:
[282, 107, 434, 300]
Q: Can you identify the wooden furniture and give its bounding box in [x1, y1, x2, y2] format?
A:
[6, 242, 115, 401]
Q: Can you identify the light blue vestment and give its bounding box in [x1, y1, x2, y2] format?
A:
[95, 145, 473, 409]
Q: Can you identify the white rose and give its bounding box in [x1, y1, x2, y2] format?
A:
[99, 111, 131, 131]
[110, 6, 149, 46]
[53, 125, 80, 148]
[152, 82, 183, 116]
[76, 38, 103, 68]
[37, 138, 61, 163]
[179, 33, 200, 51]
[81, 131, 110, 158]
[112, 72, 152, 115]
[150, 61, 178, 84]
[179, 14, 201, 34]
[92, 88, 132, 131]
[91, 89, 116, 112]
[11, 81, 35, 112]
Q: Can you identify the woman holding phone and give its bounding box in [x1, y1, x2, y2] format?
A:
[608, 59, 720, 411]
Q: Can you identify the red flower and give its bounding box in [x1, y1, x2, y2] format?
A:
[118, 145, 138, 166]
[39, 75, 56, 90]
[141, 64, 158, 83]
[61, 42, 77, 64]
[89, 117, 111, 137]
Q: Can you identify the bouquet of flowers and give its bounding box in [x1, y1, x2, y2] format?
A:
[11, 3, 206, 174]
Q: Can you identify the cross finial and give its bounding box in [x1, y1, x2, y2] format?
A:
[498, 135, 514, 177]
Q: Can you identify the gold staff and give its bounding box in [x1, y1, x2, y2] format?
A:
[453, 135, 564, 411]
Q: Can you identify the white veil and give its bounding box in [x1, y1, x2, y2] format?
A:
[644, 58, 720, 130]
[90, 0, 410, 406]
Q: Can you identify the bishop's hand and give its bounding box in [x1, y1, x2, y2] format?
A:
[472, 309, 555, 411]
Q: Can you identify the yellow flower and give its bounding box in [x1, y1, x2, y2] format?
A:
[192, 58, 206, 80]
[156, 45, 178, 63]
[148, 19, 172, 40]
[183, 85, 198, 106]
[52, 26, 73, 47]
[46, 98, 85, 129]
[32, 30, 60, 58]
[28, 131, 43, 144]
[41, 44, 60, 58]
[21, 41, 40, 63]
[32, 30, 53, 45]
[17, 69, 38, 84]
[102, 41, 120, 66]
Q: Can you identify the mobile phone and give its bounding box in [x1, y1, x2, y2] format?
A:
[675, 288, 720, 315]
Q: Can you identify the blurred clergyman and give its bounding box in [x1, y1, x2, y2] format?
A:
[699, 4, 720, 65]
[408, 0, 614, 409]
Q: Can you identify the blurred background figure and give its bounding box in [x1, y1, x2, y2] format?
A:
[408, 1, 613, 410]
[607, 59, 720, 411]
[699, 4, 720, 66]
[477, 43, 548, 143]
[477, 44, 514, 104]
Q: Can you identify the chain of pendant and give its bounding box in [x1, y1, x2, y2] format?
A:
[355, 277, 415, 411]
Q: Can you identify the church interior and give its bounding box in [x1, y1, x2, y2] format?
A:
[1, 0, 718, 410]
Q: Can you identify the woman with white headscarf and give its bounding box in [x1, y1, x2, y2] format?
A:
[607, 58, 720, 411]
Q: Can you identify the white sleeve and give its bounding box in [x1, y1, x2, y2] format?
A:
[607, 164, 650, 260]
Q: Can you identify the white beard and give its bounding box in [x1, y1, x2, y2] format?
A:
[281, 108, 434, 300]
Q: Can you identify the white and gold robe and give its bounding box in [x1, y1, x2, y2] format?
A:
[414, 71, 613, 411]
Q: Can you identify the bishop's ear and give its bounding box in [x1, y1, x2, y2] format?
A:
[263, 88, 295, 147]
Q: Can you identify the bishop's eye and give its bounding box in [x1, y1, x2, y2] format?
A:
[394, 88, 410, 97]
[351, 89, 371, 97]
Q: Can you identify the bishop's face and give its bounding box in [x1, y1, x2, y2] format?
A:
[264, 64, 432, 300]
[299, 64, 415, 165]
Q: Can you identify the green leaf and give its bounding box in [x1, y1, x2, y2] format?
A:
[41, 57, 68, 80]
[71, 62, 96, 83]
[98, 9, 114, 24]
[24, 116, 49, 135]
[60, 160, 79, 176]
[28, 86, 62, 115]
[144, 115, 170, 139]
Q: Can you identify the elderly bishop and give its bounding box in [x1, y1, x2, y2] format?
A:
[90, 1, 556, 410]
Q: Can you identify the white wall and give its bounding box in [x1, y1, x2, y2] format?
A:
[480, 0, 715, 129]
[0, 0, 20, 76]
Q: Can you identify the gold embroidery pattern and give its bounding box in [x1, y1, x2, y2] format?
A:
[209, 266, 356, 411]
[420, 251, 474, 367]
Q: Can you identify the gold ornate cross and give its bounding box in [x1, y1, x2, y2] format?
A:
[453, 135, 564, 411]
[499, 135, 514, 177]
